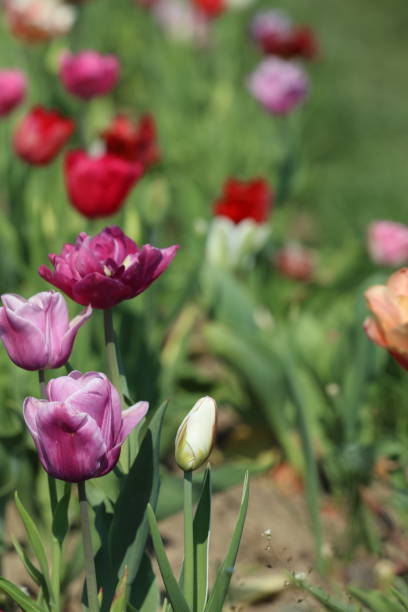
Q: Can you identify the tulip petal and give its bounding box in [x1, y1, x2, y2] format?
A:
[0, 306, 47, 370]
[123, 245, 179, 296]
[365, 285, 403, 331]
[72, 272, 129, 308]
[118, 401, 149, 444]
[26, 400, 107, 482]
[363, 317, 387, 347]
[57, 303, 92, 368]
[387, 268, 408, 295]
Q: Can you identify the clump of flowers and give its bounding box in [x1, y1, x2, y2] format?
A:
[367, 220, 408, 267]
[364, 268, 408, 370]
[14, 107, 74, 165]
[4, 0, 76, 42]
[248, 57, 309, 115]
[206, 178, 272, 270]
[250, 9, 318, 59]
[0, 69, 26, 117]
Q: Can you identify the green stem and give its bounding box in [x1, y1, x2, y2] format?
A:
[183, 471, 194, 610]
[103, 308, 129, 402]
[78, 482, 99, 612]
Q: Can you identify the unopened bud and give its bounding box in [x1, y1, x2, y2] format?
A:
[175, 396, 217, 471]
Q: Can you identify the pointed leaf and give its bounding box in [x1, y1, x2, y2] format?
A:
[110, 567, 128, 612]
[205, 472, 249, 612]
[0, 577, 45, 612]
[129, 554, 160, 612]
[147, 504, 191, 612]
[12, 537, 48, 593]
[52, 491, 71, 545]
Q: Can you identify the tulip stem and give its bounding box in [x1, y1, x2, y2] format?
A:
[183, 470, 194, 610]
[103, 308, 129, 403]
[38, 370, 58, 513]
[78, 481, 99, 612]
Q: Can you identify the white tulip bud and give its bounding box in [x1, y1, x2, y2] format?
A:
[175, 396, 217, 471]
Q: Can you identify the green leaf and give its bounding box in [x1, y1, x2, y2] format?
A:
[0, 577, 45, 612]
[193, 468, 211, 612]
[147, 504, 191, 612]
[291, 576, 359, 612]
[349, 586, 407, 612]
[390, 585, 408, 609]
[128, 554, 160, 612]
[204, 472, 249, 612]
[110, 567, 128, 612]
[12, 537, 48, 593]
[52, 491, 71, 545]
[103, 402, 167, 610]
[15, 492, 53, 600]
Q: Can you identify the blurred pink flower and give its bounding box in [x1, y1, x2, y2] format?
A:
[251, 10, 292, 44]
[0, 69, 26, 117]
[39, 225, 178, 309]
[248, 57, 308, 115]
[367, 221, 408, 267]
[59, 50, 119, 99]
[24, 370, 148, 481]
[0, 291, 91, 371]
[275, 243, 315, 282]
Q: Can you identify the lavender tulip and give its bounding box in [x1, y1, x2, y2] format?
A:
[24, 371, 148, 482]
[0, 292, 91, 371]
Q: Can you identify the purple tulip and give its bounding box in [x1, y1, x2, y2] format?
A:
[39, 225, 178, 309]
[0, 292, 91, 371]
[247, 57, 308, 115]
[59, 50, 120, 99]
[0, 69, 26, 117]
[24, 371, 148, 482]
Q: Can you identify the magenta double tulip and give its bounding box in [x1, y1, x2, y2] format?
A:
[24, 371, 148, 482]
[39, 226, 178, 309]
[59, 50, 119, 99]
[0, 292, 91, 371]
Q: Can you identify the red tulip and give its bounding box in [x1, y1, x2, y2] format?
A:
[101, 114, 160, 169]
[14, 106, 74, 165]
[213, 178, 272, 224]
[64, 150, 142, 218]
[191, 0, 224, 18]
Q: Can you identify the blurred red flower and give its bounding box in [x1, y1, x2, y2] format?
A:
[213, 178, 272, 224]
[192, 0, 224, 19]
[275, 244, 315, 282]
[64, 151, 142, 218]
[101, 114, 160, 169]
[14, 106, 74, 165]
[251, 11, 318, 60]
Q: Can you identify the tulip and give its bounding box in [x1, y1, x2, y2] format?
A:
[367, 221, 408, 267]
[39, 225, 178, 309]
[101, 114, 160, 168]
[248, 57, 308, 115]
[152, 0, 209, 45]
[4, 0, 76, 42]
[275, 243, 315, 282]
[14, 106, 74, 165]
[59, 50, 119, 99]
[0, 292, 91, 371]
[213, 178, 272, 224]
[191, 0, 224, 18]
[250, 10, 318, 59]
[64, 150, 142, 218]
[175, 396, 217, 471]
[24, 371, 148, 481]
[364, 268, 408, 371]
[0, 69, 26, 117]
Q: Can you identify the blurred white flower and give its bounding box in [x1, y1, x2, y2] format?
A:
[175, 396, 217, 471]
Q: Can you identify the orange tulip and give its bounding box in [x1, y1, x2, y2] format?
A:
[364, 268, 408, 370]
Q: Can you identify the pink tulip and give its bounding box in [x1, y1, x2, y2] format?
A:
[24, 371, 148, 482]
[0, 292, 91, 371]
[247, 57, 308, 115]
[59, 50, 119, 99]
[39, 225, 178, 309]
[367, 221, 408, 267]
[0, 69, 26, 117]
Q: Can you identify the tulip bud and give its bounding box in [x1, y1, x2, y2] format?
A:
[175, 396, 217, 471]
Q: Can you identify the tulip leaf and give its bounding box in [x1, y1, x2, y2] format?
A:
[110, 567, 128, 612]
[390, 586, 408, 608]
[147, 504, 191, 612]
[15, 492, 53, 602]
[52, 490, 71, 545]
[204, 472, 249, 612]
[349, 587, 407, 612]
[12, 536, 48, 593]
[291, 576, 359, 612]
[104, 401, 167, 609]
[0, 577, 45, 612]
[193, 467, 211, 612]
[128, 553, 160, 612]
